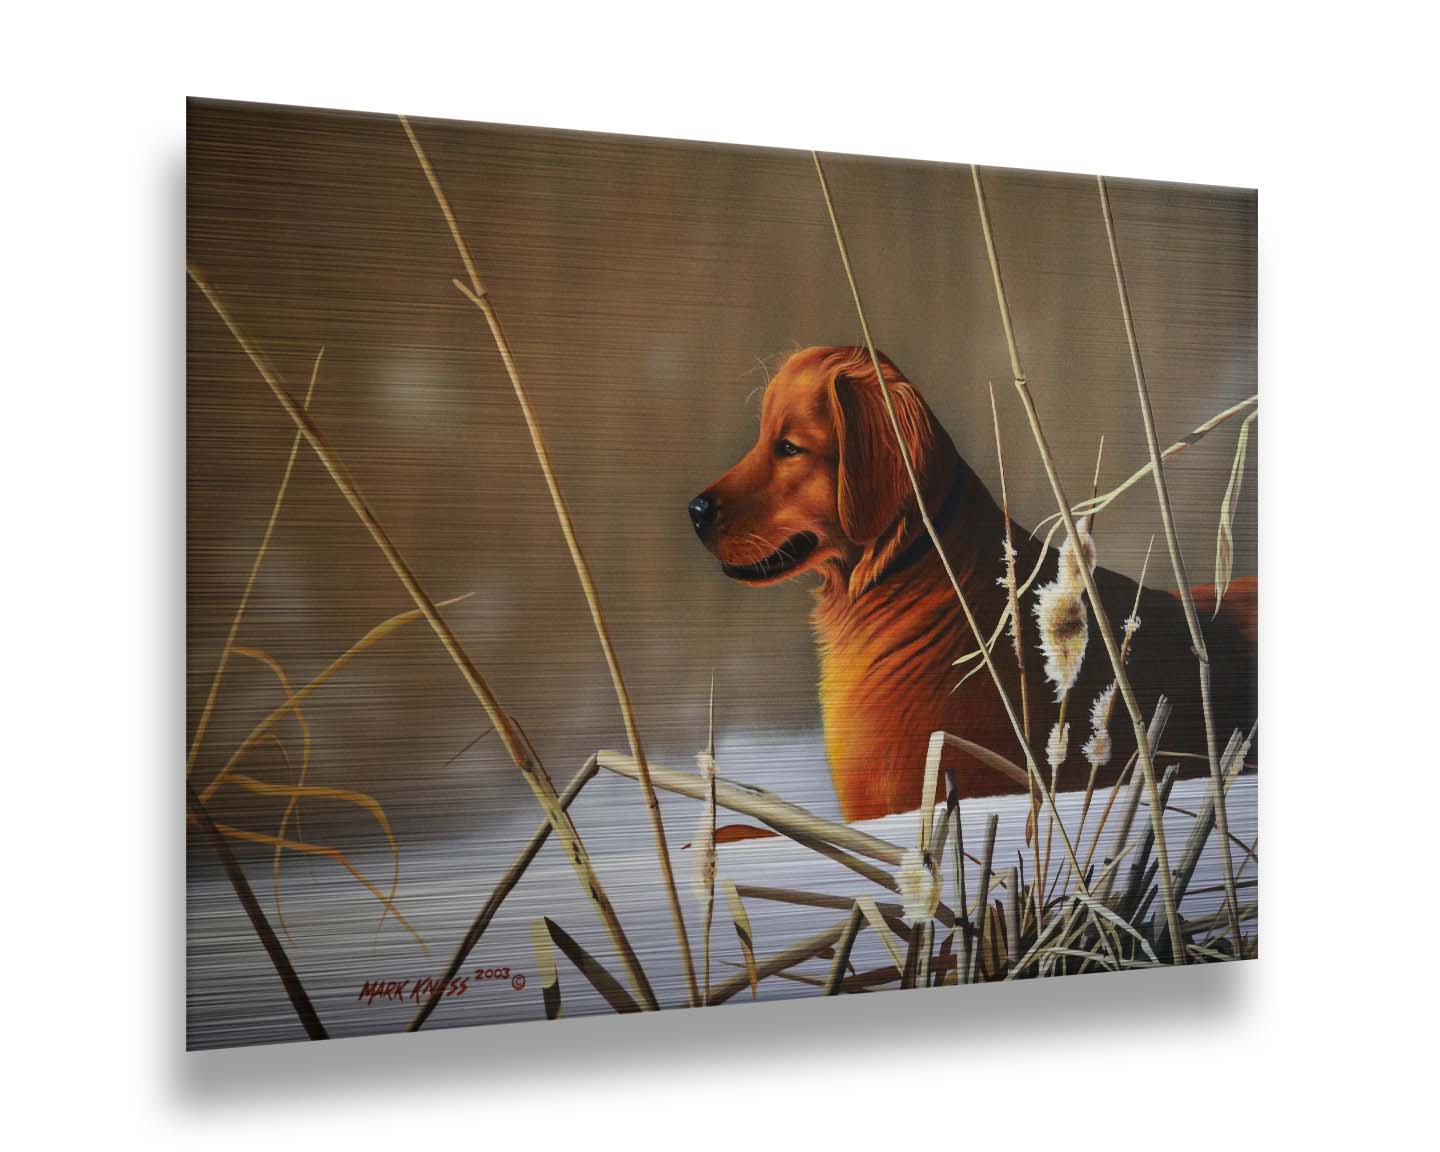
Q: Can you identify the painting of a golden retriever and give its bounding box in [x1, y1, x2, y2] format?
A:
[691, 346, 1256, 822]
[187, 98, 1257, 1048]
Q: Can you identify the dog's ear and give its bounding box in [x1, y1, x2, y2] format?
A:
[830, 359, 933, 545]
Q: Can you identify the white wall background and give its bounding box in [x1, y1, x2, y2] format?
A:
[4, 2, 1435, 1146]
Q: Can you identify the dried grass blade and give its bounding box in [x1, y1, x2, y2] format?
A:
[1214, 411, 1257, 614]
[723, 879, 759, 1000]
[187, 348, 322, 776]
[530, 919, 563, 1020]
[227, 644, 314, 941]
[188, 271, 655, 1011]
[227, 772, 402, 946]
[200, 592, 475, 804]
[410, 756, 600, 1032]
[542, 918, 641, 1015]
[208, 820, 427, 953]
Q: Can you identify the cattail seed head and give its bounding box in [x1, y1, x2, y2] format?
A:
[1034, 519, 1096, 700]
[1046, 720, 1070, 774]
[1082, 682, 1118, 771]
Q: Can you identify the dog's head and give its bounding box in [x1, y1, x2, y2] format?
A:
[690, 347, 953, 597]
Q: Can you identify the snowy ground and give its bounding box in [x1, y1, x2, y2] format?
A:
[187, 733, 1257, 1049]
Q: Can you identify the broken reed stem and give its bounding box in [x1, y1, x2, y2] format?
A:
[400, 115, 699, 1009]
[410, 755, 601, 1031]
[970, 813, 999, 983]
[824, 903, 865, 994]
[735, 885, 949, 932]
[813, 151, 1091, 896]
[596, 749, 906, 866]
[1034, 395, 1259, 534]
[708, 918, 851, 1006]
[187, 348, 323, 775]
[970, 164, 1184, 963]
[949, 773, 971, 983]
[1097, 173, 1243, 954]
[1003, 866, 1022, 971]
[188, 269, 658, 1012]
[187, 782, 327, 1040]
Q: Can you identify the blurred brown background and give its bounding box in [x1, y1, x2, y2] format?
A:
[186, 97, 1256, 838]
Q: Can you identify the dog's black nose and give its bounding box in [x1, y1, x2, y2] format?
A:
[688, 494, 716, 532]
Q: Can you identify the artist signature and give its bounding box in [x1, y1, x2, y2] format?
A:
[358, 967, 526, 1005]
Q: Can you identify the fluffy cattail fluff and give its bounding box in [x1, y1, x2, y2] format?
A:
[1034, 517, 1096, 699]
[1082, 682, 1118, 771]
[1123, 613, 1141, 640]
[692, 751, 717, 904]
[1046, 720, 1070, 774]
[898, 846, 942, 923]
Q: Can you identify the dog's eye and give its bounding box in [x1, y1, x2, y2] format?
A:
[777, 438, 804, 457]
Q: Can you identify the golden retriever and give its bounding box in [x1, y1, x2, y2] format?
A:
[690, 347, 1256, 822]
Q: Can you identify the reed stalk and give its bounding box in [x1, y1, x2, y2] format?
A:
[812, 152, 1091, 895]
[410, 755, 601, 1031]
[400, 115, 699, 1008]
[708, 918, 853, 1006]
[1056, 535, 1153, 902]
[188, 269, 658, 1011]
[1003, 866, 1022, 971]
[970, 164, 1184, 963]
[542, 918, 642, 1014]
[986, 380, 1046, 920]
[187, 782, 326, 1040]
[1096, 173, 1244, 953]
[1090, 700, 1171, 895]
[186, 348, 322, 776]
[957, 396, 1255, 683]
[1033, 395, 1258, 533]
[596, 749, 905, 867]
[970, 813, 999, 983]
[824, 903, 866, 994]
[989, 382, 1030, 744]
[948, 776, 971, 983]
[700, 677, 718, 1000]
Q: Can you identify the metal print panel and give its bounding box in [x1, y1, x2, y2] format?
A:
[186, 97, 1257, 1049]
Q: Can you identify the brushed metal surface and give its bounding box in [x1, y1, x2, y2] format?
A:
[186, 98, 1257, 1048]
